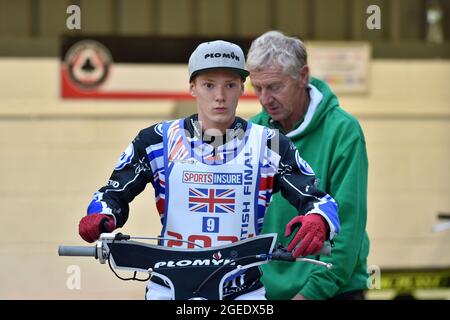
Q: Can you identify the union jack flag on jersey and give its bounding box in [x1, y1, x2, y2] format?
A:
[188, 187, 235, 213]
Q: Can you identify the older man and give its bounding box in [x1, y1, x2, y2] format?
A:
[248, 31, 369, 300]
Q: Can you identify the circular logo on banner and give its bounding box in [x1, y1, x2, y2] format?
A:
[295, 151, 315, 176]
[64, 40, 113, 89]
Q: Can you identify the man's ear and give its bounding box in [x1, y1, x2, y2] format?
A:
[299, 65, 310, 88]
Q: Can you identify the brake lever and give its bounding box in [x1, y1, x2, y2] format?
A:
[271, 244, 333, 269]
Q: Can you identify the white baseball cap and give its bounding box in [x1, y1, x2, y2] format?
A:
[188, 40, 249, 81]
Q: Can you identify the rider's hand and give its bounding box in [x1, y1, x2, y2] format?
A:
[79, 213, 116, 243]
[285, 214, 328, 258]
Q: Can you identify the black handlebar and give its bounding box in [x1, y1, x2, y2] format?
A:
[58, 235, 332, 261]
[437, 213, 450, 220]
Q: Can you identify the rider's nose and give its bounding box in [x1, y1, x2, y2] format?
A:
[215, 86, 225, 102]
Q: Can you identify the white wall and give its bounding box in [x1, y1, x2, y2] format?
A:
[0, 58, 449, 299]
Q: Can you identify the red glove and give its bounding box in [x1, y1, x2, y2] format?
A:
[285, 214, 328, 258]
[79, 213, 116, 243]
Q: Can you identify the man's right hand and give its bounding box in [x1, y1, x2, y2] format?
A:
[79, 213, 116, 243]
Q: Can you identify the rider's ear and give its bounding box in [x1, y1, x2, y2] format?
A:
[189, 81, 197, 97]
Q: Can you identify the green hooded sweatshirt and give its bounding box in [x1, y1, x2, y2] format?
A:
[250, 77, 370, 300]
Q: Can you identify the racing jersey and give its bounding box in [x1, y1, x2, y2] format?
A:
[86, 114, 339, 298]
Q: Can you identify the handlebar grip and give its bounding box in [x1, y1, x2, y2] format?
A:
[271, 250, 295, 261]
[58, 245, 96, 257]
[271, 243, 332, 261]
